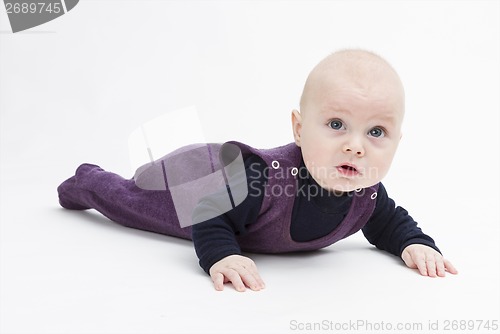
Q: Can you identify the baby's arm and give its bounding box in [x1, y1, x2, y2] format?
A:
[362, 184, 458, 276]
[209, 255, 266, 292]
[192, 155, 268, 291]
[401, 244, 458, 277]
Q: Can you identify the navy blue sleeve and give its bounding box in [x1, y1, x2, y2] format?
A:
[191, 155, 266, 274]
[362, 183, 441, 257]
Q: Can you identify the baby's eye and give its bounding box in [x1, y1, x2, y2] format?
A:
[368, 127, 385, 138]
[328, 120, 344, 130]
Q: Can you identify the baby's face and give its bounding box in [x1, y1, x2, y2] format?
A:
[293, 63, 404, 193]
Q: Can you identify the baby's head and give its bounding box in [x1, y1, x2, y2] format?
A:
[292, 49, 405, 192]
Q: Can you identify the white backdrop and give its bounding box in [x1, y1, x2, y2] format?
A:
[1, 1, 499, 334]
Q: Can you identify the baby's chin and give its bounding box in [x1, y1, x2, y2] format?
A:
[325, 180, 380, 193]
[309, 172, 382, 193]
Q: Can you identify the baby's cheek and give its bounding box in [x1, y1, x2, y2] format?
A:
[368, 160, 390, 182]
[303, 151, 323, 171]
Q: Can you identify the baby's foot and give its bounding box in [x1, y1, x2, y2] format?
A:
[57, 164, 102, 210]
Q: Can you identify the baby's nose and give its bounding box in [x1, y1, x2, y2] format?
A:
[342, 143, 365, 157]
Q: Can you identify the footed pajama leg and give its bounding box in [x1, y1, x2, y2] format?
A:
[57, 163, 192, 239]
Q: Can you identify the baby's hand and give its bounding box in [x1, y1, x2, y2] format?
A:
[401, 244, 458, 277]
[209, 255, 266, 292]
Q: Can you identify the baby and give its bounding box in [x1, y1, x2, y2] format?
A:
[57, 49, 458, 292]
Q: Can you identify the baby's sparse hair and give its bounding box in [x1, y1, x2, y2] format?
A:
[299, 49, 404, 113]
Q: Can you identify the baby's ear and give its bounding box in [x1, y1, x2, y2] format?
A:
[291, 109, 302, 146]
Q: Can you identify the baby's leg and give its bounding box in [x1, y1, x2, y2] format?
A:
[57, 164, 191, 239]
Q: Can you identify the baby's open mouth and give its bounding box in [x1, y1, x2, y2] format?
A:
[336, 163, 360, 176]
[340, 165, 357, 172]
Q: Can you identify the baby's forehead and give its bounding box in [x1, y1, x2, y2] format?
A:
[311, 74, 403, 107]
[310, 79, 405, 124]
[321, 59, 400, 89]
[301, 50, 405, 119]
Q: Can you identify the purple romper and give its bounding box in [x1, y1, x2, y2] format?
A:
[57, 141, 379, 253]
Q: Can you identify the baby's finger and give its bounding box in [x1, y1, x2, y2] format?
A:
[435, 256, 446, 277]
[414, 256, 428, 276]
[224, 269, 247, 292]
[253, 272, 266, 290]
[444, 259, 458, 275]
[238, 267, 265, 291]
[426, 257, 437, 277]
[211, 272, 225, 291]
